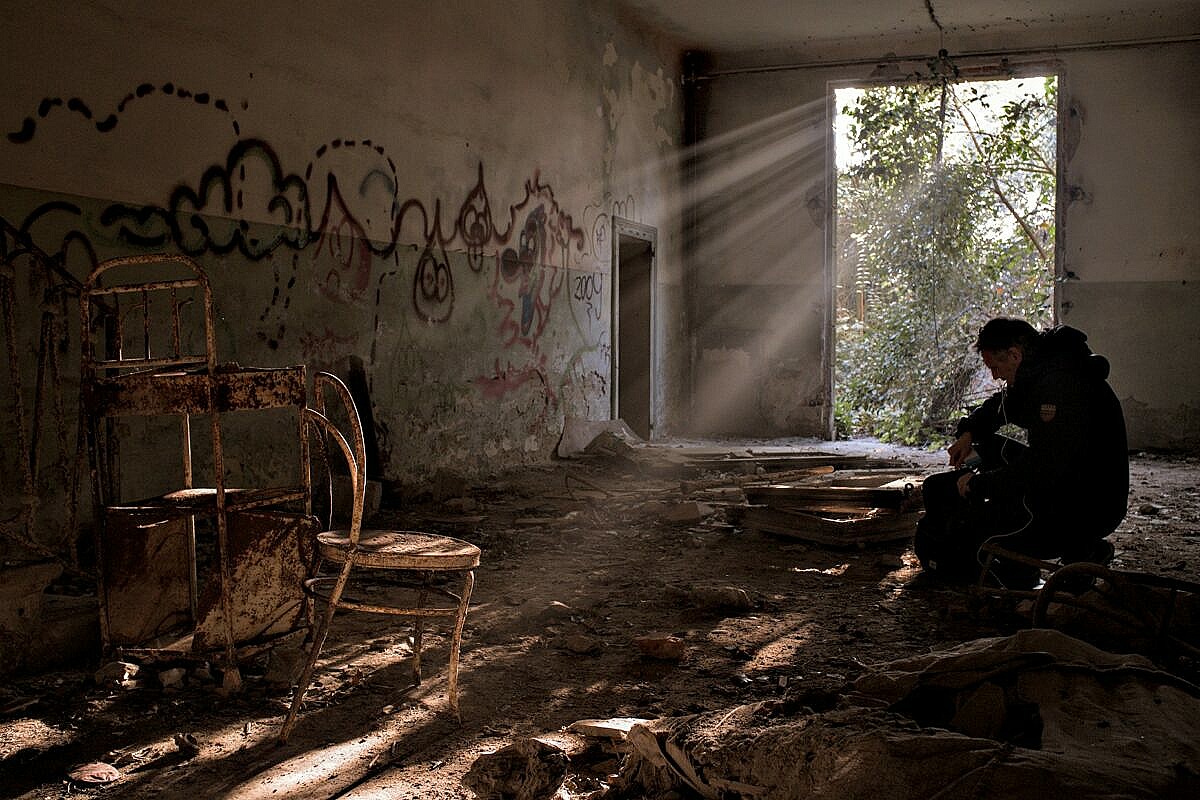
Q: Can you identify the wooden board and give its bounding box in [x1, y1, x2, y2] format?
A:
[739, 506, 918, 547]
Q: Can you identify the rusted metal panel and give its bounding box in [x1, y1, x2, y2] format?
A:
[85, 366, 307, 417]
[107, 486, 308, 514]
[98, 511, 194, 648]
[192, 510, 317, 654]
[213, 367, 308, 412]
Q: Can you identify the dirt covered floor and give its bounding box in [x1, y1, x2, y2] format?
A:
[2, 439, 1198, 799]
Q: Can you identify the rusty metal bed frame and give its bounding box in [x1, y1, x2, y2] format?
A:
[80, 253, 311, 687]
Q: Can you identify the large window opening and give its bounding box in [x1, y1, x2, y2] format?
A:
[833, 73, 1058, 444]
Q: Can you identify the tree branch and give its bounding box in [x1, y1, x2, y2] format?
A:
[949, 89, 1049, 261]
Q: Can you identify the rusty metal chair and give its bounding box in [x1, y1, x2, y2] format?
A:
[278, 372, 480, 743]
[1032, 562, 1200, 674]
[973, 541, 1200, 672]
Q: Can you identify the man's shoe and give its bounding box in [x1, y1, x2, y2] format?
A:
[1064, 538, 1115, 567]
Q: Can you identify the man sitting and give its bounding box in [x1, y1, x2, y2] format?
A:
[915, 317, 1129, 588]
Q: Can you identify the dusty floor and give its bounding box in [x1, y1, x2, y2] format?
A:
[1, 439, 1198, 799]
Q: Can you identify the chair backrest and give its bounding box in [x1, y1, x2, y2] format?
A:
[304, 372, 367, 541]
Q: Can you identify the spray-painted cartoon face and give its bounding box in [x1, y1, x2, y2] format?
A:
[496, 205, 551, 346]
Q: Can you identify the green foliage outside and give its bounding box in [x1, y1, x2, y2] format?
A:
[835, 76, 1057, 444]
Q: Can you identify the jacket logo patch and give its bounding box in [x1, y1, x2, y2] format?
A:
[1040, 403, 1057, 423]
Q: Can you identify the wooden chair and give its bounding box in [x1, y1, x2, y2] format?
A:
[278, 372, 481, 743]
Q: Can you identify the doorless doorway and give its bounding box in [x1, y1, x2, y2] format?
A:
[611, 218, 657, 440]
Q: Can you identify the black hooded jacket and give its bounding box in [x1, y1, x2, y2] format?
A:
[956, 325, 1129, 534]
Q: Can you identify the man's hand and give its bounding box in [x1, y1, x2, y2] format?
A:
[948, 433, 973, 468]
[956, 471, 974, 498]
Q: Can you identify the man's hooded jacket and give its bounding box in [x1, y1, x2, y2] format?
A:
[956, 325, 1129, 535]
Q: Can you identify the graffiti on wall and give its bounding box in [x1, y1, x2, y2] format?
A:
[1, 78, 622, 555]
[572, 273, 604, 322]
[7, 81, 241, 144]
[6, 81, 597, 329]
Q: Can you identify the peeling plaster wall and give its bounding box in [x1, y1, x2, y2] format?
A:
[1057, 45, 1200, 450]
[692, 36, 1200, 448]
[0, 1, 683, 558]
[688, 68, 833, 437]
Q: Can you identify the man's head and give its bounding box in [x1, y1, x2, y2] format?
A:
[975, 317, 1038, 383]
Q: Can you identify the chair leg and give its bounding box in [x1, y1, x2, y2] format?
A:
[278, 559, 354, 744]
[411, 572, 430, 687]
[446, 570, 475, 719]
[299, 558, 325, 642]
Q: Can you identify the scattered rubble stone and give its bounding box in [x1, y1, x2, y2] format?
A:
[158, 667, 187, 690]
[264, 644, 308, 688]
[567, 717, 651, 740]
[462, 737, 569, 800]
[634, 633, 687, 660]
[174, 732, 200, 758]
[445, 497, 479, 513]
[94, 661, 138, 685]
[686, 584, 753, 612]
[68, 761, 120, 785]
[522, 599, 577, 623]
[659, 501, 714, 525]
[559, 634, 603, 655]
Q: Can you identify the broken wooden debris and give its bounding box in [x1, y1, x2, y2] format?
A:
[737, 471, 924, 547]
[742, 473, 922, 512]
[735, 506, 919, 547]
[681, 452, 896, 474]
[1, 696, 39, 715]
[680, 465, 834, 495]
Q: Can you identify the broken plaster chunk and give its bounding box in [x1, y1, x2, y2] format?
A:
[94, 661, 139, 685]
[688, 584, 753, 612]
[68, 761, 120, 785]
[634, 633, 687, 660]
[659, 501, 714, 525]
[521, 599, 577, 623]
[158, 667, 187, 690]
[567, 717, 652, 740]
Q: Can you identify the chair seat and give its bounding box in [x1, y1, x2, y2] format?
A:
[316, 528, 481, 570]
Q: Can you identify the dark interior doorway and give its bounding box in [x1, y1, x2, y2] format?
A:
[612, 219, 656, 440]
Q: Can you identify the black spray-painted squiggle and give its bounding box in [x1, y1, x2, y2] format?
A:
[6, 81, 240, 143]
